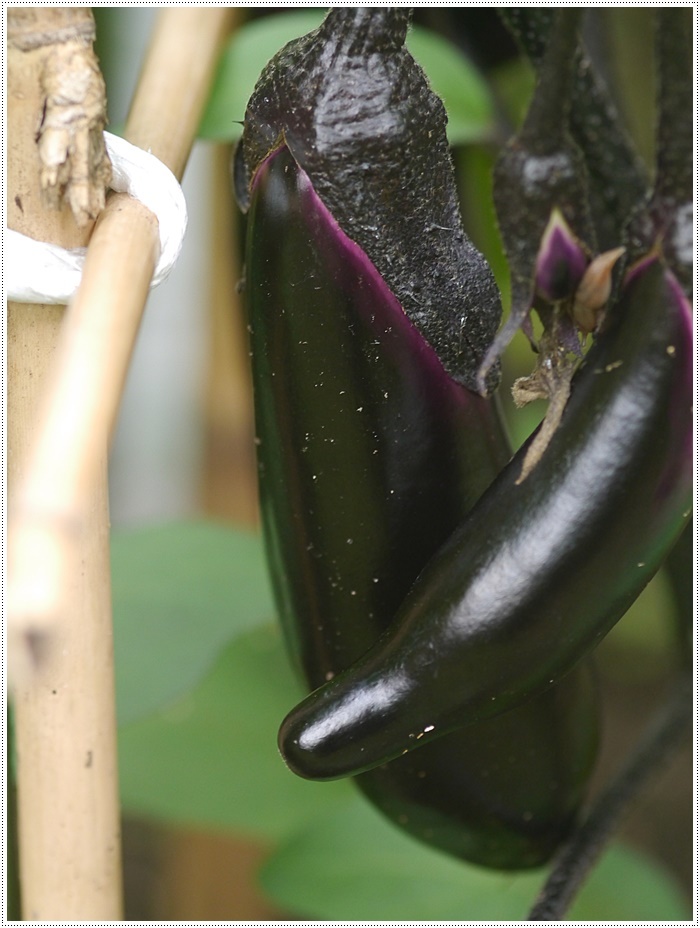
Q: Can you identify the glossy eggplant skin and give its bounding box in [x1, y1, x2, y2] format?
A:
[248, 148, 509, 680]
[279, 258, 692, 780]
[244, 148, 598, 869]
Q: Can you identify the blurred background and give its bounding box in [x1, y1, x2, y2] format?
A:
[87, 7, 691, 919]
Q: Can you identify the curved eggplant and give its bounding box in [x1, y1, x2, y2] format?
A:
[279, 257, 692, 780]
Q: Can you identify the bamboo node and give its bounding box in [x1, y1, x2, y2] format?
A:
[7, 511, 82, 689]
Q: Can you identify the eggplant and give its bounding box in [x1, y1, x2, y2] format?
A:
[235, 9, 599, 868]
[279, 256, 692, 779]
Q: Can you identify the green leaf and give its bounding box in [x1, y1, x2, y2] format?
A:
[570, 841, 690, 921]
[118, 625, 351, 842]
[112, 521, 275, 725]
[199, 11, 324, 141]
[597, 569, 677, 680]
[199, 12, 495, 146]
[260, 796, 689, 920]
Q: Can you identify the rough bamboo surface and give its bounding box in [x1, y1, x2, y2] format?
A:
[7, 7, 122, 919]
[8, 6, 235, 920]
[8, 9, 235, 674]
[8, 6, 111, 225]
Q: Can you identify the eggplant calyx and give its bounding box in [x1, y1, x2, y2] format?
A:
[503, 211, 626, 480]
[234, 7, 503, 394]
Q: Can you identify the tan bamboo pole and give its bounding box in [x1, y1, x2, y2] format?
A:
[200, 143, 259, 527]
[8, 8, 235, 919]
[7, 9, 119, 919]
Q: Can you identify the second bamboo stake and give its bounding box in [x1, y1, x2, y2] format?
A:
[9, 7, 234, 919]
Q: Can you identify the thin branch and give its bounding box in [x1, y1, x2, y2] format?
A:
[519, 9, 582, 152]
[528, 675, 692, 921]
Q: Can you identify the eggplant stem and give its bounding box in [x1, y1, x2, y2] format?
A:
[527, 674, 692, 921]
[654, 8, 692, 207]
[519, 8, 582, 152]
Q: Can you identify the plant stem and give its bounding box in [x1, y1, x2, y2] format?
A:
[653, 8, 692, 207]
[500, 9, 648, 249]
[649, 7, 693, 296]
[527, 675, 692, 921]
[8, 8, 234, 671]
[6, 712, 21, 921]
[200, 144, 259, 526]
[519, 9, 581, 153]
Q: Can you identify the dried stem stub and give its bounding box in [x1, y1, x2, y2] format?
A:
[9, 7, 110, 227]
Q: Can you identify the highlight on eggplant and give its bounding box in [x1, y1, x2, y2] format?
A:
[278, 256, 692, 781]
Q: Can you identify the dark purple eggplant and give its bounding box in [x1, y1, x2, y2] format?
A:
[278, 257, 692, 780]
[235, 9, 599, 868]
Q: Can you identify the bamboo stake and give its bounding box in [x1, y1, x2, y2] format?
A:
[7, 8, 120, 919]
[8, 8, 234, 919]
[9, 6, 236, 676]
[200, 144, 258, 526]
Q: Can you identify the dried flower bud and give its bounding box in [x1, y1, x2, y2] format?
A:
[572, 246, 626, 333]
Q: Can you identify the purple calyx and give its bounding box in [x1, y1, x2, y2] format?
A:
[534, 208, 589, 303]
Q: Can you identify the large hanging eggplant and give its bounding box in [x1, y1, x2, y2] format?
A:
[235, 8, 598, 869]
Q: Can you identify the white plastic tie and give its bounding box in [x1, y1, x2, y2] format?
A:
[6, 131, 188, 304]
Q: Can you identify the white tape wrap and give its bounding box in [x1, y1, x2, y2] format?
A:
[6, 131, 188, 304]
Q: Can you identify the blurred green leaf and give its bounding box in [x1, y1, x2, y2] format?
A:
[118, 625, 351, 841]
[260, 795, 689, 920]
[112, 521, 275, 725]
[199, 12, 495, 146]
[597, 569, 677, 680]
[571, 840, 690, 921]
[490, 55, 536, 130]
